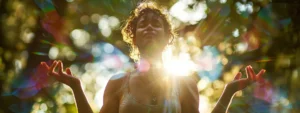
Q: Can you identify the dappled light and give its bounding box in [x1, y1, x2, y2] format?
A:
[0, 0, 299, 113]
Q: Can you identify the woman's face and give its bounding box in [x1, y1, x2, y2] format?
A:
[135, 11, 169, 58]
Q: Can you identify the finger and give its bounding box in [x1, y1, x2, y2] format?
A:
[256, 69, 266, 82]
[47, 69, 59, 77]
[49, 61, 58, 72]
[66, 68, 72, 75]
[234, 72, 242, 80]
[245, 66, 250, 78]
[41, 62, 50, 69]
[248, 66, 256, 81]
[58, 61, 64, 74]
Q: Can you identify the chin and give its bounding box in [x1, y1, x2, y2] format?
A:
[138, 43, 166, 56]
[142, 50, 163, 59]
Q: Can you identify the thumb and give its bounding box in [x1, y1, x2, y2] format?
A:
[256, 69, 266, 81]
[66, 68, 72, 75]
[234, 72, 242, 80]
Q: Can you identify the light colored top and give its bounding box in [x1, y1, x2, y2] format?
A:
[119, 72, 182, 113]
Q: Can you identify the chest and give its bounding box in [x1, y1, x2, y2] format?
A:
[118, 74, 182, 113]
[119, 82, 181, 113]
[128, 77, 167, 105]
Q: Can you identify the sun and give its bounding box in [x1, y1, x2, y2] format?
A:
[162, 47, 196, 76]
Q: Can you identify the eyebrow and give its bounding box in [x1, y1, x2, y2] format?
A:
[139, 15, 162, 22]
[152, 17, 160, 21]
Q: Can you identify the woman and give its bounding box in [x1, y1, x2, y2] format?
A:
[40, 2, 266, 113]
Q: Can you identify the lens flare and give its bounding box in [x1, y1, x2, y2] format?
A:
[163, 47, 196, 76]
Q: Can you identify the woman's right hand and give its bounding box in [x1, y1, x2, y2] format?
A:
[41, 60, 81, 89]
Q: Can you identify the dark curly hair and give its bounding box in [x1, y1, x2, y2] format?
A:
[121, 2, 176, 62]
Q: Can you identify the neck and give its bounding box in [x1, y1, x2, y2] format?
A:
[136, 57, 163, 72]
[135, 57, 165, 84]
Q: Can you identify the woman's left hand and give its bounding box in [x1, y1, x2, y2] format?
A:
[226, 65, 266, 94]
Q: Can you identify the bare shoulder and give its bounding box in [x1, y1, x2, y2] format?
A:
[101, 73, 129, 113]
[104, 73, 129, 97]
[166, 76, 198, 94]
[109, 73, 128, 81]
[175, 76, 198, 88]
[176, 76, 199, 113]
[175, 76, 198, 99]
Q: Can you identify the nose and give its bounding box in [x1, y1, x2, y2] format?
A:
[144, 23, 154, 31]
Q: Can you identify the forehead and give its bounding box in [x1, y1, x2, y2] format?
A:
[138, 10, 164, 22]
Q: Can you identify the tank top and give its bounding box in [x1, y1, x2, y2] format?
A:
[119, 72, 182, 113]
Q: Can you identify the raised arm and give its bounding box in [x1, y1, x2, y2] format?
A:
[41, 61, 126, 113]
[211, 65, 266, 113]
[41, 61, 93, 113]
[71, 81, 94, 113]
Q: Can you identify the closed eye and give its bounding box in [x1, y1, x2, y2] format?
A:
[153, 22, 161, 27]
[138, 23, 146, 27]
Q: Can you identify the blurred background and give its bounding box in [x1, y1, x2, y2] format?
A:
[0, 0, 299, 113]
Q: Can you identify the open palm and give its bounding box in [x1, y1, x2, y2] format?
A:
[40, 61, 80, 88]
[227, 65, 266, 94]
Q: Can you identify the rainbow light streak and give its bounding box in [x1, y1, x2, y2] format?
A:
[40, 39, 55, 46]
[34, 0, 56, 13]
[4, 60, 56, 99]
[34, 0, 70, 45]
[255, 59, 272, 63]
[3, 78, 46, 99]
[32, 52, 48, 56]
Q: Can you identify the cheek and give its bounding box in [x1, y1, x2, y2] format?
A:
[135, 29, 144, 43]
[157, 29, 168, 43]
[135, 29, 143, 37]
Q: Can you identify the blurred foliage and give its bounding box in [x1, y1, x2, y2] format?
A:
[0, 0, 299, 113]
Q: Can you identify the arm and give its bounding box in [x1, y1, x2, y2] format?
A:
[42, 61, 93, 113]
[71, 83, 93, 113]
[211, 85, 235, 113]
[43, 61, 126, 113]
[211, 66, 266, 113]
[44, 61, 128, 113]
[180, 76, 199, 113]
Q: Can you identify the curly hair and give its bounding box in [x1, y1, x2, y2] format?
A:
[121, 2, 176, 62]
